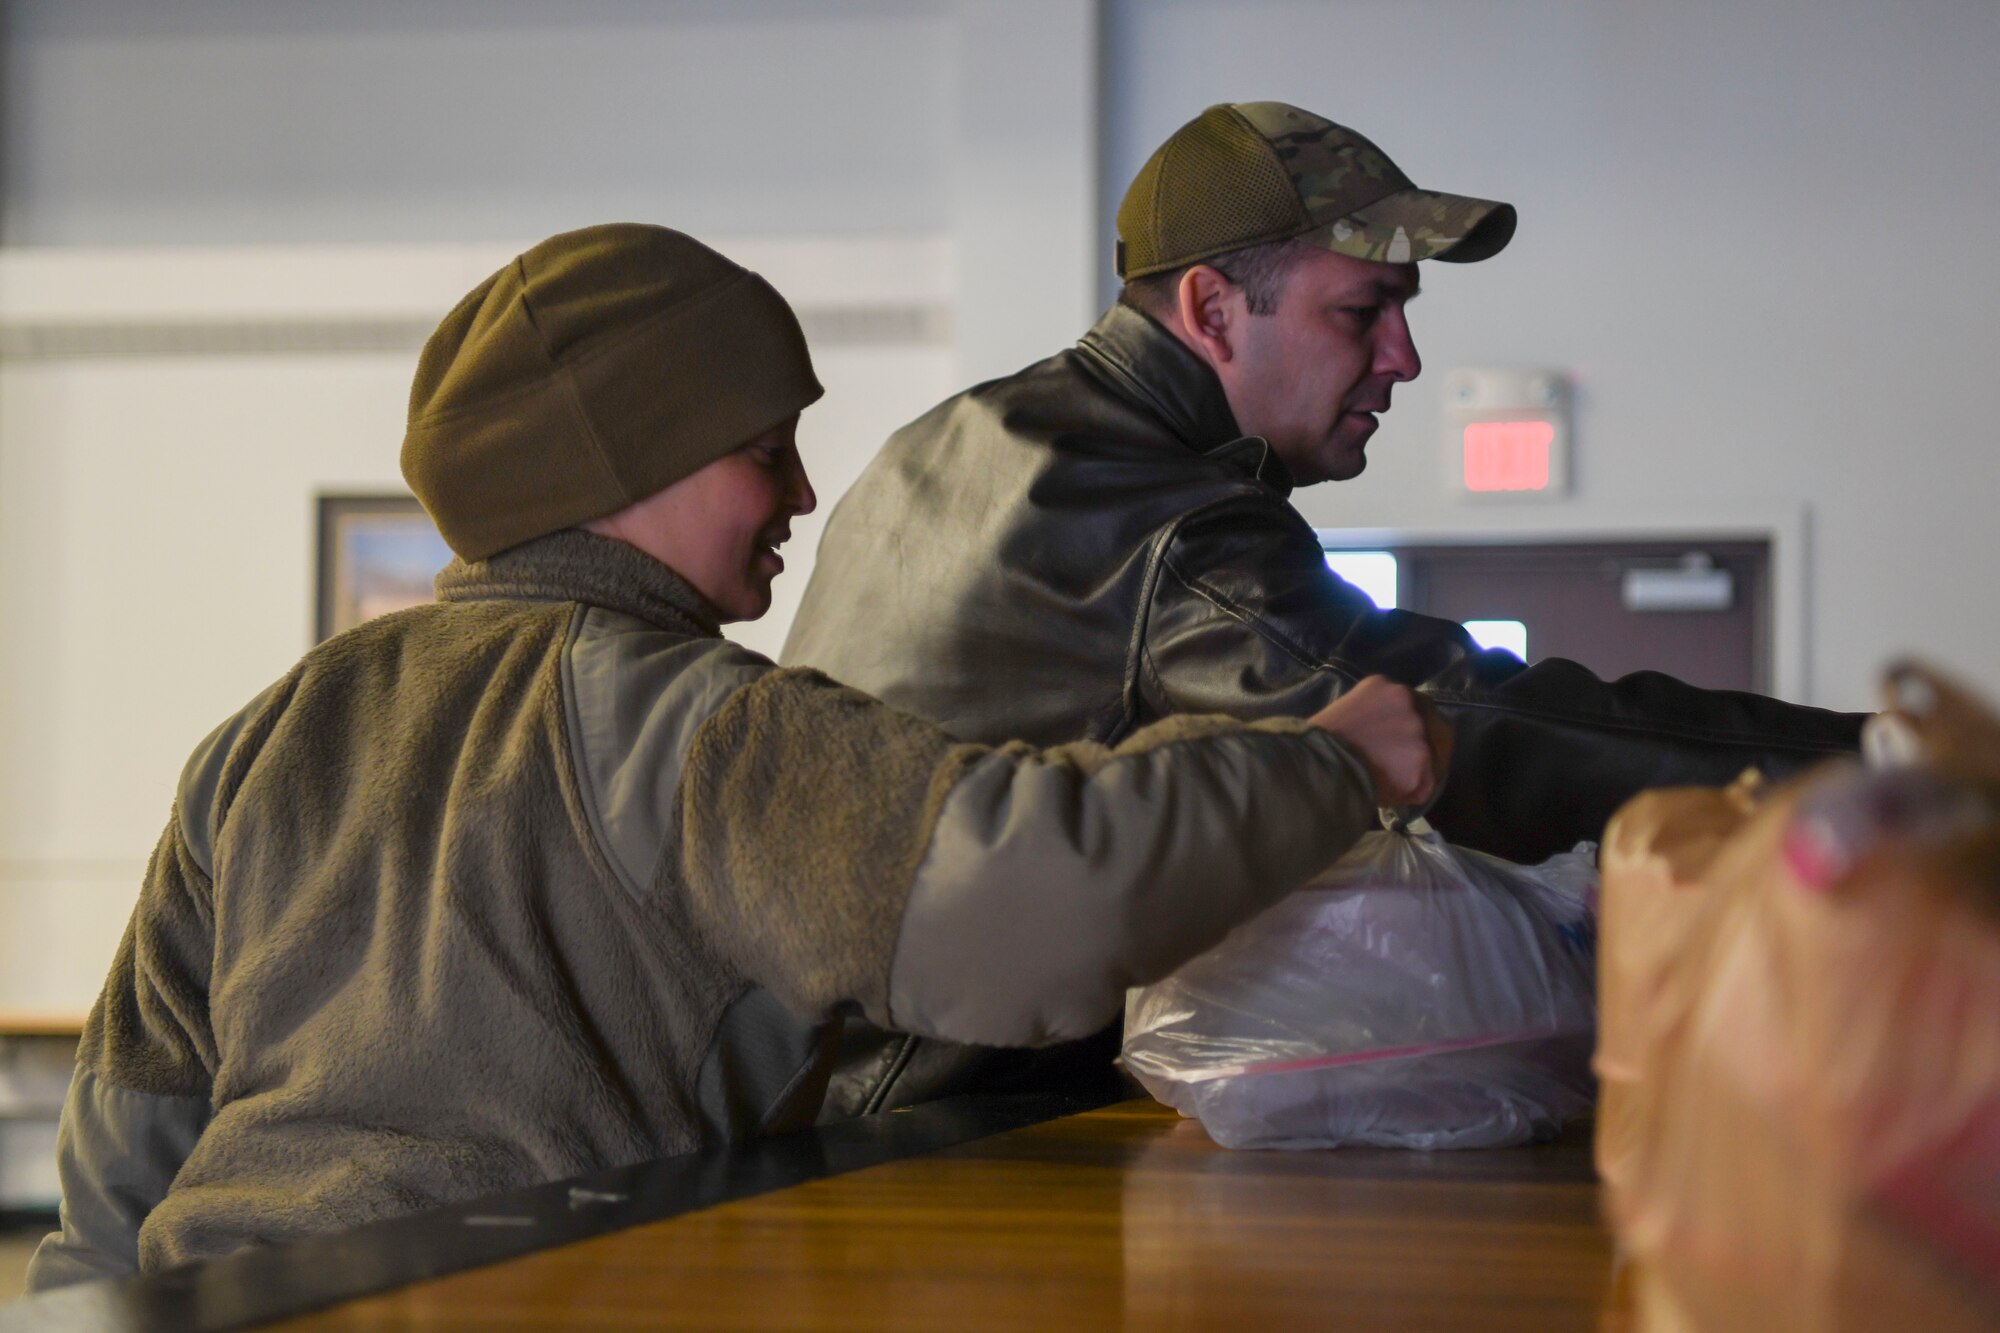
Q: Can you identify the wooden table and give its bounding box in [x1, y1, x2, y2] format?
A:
[286, 1099, 1616, 1331]
[9, 1095, 1624, 1331]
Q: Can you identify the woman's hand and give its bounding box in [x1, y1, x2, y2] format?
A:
[1307, 676, 1454, 808]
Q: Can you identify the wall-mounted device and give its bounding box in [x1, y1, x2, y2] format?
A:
[1444, 367, 1570, 499]
[1621, 552, 1735, 613]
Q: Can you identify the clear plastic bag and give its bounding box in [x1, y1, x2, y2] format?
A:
[1122, 826, 1599, 1150]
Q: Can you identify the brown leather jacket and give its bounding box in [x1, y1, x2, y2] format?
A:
[783, 300, 1865, 1113]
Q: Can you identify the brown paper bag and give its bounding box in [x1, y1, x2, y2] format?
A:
[1595, 664, 2000, 1333]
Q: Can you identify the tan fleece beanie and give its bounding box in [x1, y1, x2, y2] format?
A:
[402, 224, 824, 560]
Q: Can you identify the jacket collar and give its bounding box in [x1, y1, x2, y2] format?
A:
[435, 529, 722, 638]
[1074, 302, 1296, 496]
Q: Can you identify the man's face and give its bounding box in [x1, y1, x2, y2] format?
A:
[590, 418, 816, 622]
[1217, 247, 1422, 485]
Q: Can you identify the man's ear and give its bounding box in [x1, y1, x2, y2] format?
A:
[1175, 264, 1242, 367]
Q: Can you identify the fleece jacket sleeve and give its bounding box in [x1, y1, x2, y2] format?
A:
[26, 812, 217, 1292]
[674, 668, 1377, 1045]
[884, 714, 1377, 1046]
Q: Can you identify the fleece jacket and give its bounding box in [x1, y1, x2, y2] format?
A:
[29, 529, 1378, 1287]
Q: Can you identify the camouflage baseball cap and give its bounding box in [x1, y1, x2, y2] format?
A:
[1115, 101, 1517, 279]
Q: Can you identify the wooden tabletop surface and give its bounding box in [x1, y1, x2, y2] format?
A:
[269, 1098, 1623, 1332]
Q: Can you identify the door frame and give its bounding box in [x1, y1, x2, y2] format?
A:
[1316, 504, 1811, 702]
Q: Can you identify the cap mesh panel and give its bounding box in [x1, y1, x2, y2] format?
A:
[1120, 107, 1309, 278]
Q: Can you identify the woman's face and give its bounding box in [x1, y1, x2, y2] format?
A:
[586, 417, 816, 622]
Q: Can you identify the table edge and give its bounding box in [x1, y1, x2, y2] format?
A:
[2, 1089, 1121, 1333]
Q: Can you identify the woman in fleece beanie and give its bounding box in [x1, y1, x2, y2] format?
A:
[29, 224, 1444, 1286]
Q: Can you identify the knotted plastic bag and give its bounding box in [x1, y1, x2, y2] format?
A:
[1122, 825, 1599, 1150]
[1596, 663, 2000, 1333]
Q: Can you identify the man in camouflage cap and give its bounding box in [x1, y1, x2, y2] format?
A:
[782, 103, 1865, 1118]
[1110, 101, 1513, 487]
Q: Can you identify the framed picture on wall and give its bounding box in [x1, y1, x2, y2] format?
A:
[314, 495, 454, 642]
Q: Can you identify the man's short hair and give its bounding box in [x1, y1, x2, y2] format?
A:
[1119, 235, 1318, 321]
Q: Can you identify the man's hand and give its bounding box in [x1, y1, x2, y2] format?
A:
[1306, 676, 1454, 808]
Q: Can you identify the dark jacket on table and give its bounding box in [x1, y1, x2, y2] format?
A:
[782, 300, 1866, 1115]
[28, 530, 1379, 1289]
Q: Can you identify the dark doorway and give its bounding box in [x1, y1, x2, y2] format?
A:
[1322, 538, 1772, 694]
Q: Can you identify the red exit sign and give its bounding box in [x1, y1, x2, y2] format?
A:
[1445, 369, 1569, 500]
[1463, 420, 1555, 492]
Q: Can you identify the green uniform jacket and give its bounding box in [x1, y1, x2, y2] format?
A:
[29, 530, 1377, 1287]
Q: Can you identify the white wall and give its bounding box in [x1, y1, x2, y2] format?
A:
[0, 0, 1099, 379]
[1106, 0, 2000, 710]
[1, 0, 958, 243]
